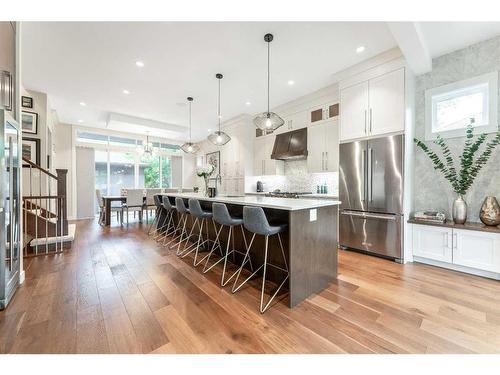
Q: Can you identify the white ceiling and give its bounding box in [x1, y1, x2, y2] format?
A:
[21, 22, 500, 143]
[21, 22, 397, 141]
[418, 22, 500, 58]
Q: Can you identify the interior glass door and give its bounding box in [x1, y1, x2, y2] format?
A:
[1, 116, 21, 309]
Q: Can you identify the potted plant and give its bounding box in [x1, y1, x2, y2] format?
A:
[414, 118, 500, 224]
[196, 164, 215, 196]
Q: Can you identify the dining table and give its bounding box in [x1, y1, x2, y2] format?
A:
[102, 195, 150, 226]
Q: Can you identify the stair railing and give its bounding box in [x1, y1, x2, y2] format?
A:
[22, 156, 68, 256]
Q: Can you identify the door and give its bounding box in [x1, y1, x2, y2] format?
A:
[453, 229, 500, 273]
[0, 22, 16, 115]
[368, 68, 405, 136]
[1, 113, 21, 309]
[340, 81, 369, 141]
[412, 224, 453, 263]
[339, 211, 402, 260]
[324, 119, 339, 172]
[366, 135, 403, 214]
[339, 140, 367, 212]
[307, 123, 324, 173]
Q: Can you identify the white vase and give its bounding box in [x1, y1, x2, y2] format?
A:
[452, 195, 467, 224]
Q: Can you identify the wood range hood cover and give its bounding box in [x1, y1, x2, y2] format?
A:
[271, 128, 308, 160]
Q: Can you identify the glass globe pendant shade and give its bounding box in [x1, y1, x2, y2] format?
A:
[208, 130, 231, 146]
[253, 111, 284, 131]
[180, 142, 200, 154]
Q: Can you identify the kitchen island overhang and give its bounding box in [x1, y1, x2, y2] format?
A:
[158, 193, 340, 308]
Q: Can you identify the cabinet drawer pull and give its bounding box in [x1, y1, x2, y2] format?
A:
[364, 110, 367, 134]
[369, 108, 373, 133]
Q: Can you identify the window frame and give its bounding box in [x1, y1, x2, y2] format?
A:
[425, 71, 498, 140]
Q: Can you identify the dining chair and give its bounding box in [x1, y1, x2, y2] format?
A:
[122, 189, 145, 226]
[96, 189, 121, 225]
[145, 188, 162, 222]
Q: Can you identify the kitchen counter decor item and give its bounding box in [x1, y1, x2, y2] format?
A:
[196, 164, 215, 197]
[479, 196, 500, 226]
[414, 118, 500, 224]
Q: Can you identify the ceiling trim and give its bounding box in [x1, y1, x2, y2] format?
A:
[387, 22, 432, 75]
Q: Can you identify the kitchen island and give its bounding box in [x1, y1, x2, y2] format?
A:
[160, 192, 341, 308]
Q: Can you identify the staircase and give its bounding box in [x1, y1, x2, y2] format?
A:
[22, 156, 75, 256]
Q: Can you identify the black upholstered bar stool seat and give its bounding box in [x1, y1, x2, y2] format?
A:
[233, 206, 289, 313]
[178, 199, 218, 266]
[148, 194, 164, 236]
[203, 203, 253, 286]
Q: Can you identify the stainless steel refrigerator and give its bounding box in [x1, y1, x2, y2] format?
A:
[339, 134, 404, 262]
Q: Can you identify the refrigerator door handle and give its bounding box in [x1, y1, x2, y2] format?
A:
[341, 210, 397, 221]
[361, 149, 366, 201]
[367, 147, 373, 202]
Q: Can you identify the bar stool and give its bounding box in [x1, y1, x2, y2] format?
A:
[167, 197, 191, 253]
[203, 203, 254, 286]
[148, 194, 164, 236]
[178, 199, 219, 266]
[156, 196, 177, 243]
[233, 206, 289, 314]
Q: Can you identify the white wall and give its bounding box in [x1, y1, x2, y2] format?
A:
[53, 122, 75, 219]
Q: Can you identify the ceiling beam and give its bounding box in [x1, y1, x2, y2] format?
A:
[387, 22, 432, 75]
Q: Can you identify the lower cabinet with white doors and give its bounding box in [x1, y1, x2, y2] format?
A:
[411, 222, 500, 279]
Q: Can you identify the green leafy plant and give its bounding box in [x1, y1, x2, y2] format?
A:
[414, 118, 500, 196]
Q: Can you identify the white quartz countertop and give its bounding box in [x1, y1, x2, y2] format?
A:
[162, 192, 341, 211]
[246, 192, 339, 199]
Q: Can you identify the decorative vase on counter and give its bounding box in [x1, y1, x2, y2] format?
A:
[479, 196, 500, 226]
[203, 176, 209, 197]
[452, 195, 467, 224]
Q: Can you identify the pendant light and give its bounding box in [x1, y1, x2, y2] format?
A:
[253, 33, 284, 132]
[180, 96, 200, 154]
[138, 132, 156, 157]
[208, 73, 231, 146]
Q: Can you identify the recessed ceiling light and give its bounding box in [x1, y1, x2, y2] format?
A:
[356, 46, 366, 53]
[78, 119, 83, 123]
[122, 89, 130, 95]
[287, 80, 295, 86]
[135, 60, 144, 68]
[245, 101, 251, 106]
[207, 128, 212, 132]
[79, 102, 86, 106]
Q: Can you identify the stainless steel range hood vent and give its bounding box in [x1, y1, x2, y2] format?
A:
[271, 128, 308, 160]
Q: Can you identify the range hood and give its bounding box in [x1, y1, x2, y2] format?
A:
[271, 128, 308, 160]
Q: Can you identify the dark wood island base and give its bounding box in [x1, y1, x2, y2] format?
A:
[158, 194, 339, 308]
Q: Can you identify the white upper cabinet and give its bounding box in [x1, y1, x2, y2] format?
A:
[340, 68, 405, 142]
[340, 81, 369, 141]
[253, 135, 284, 176]
[307, 118, 339, 173]
[368, 68, 405, 136]
[276, 110, 308, 134]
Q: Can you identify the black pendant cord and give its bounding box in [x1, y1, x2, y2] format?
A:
[267, 39, 270, 115]
[218, 77, 221, 132]
[189, 100, 192, 142]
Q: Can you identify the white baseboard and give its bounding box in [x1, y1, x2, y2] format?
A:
[20, 270, 25, 284]
[413, 256, 500, 280]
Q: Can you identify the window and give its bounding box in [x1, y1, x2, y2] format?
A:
[425, 72, 498, 140]
[77, 131, 108, 145]
[95, 150, 108, 196]
[161, 155, 172, 188]
[138, 154, 161, 188]
[109, 152, 135, 195]
[109, 136, 138, 148]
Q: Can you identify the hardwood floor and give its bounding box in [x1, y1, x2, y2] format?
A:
[2, 218, 500, 353]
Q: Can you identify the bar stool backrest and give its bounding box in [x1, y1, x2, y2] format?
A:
[95, 189, 104, 208]
[146, 189, 162, 206]
[162, 196, 174, 210]
[175, 197, 189, 214]
[212, 203, 233, 226]
[243, 206, 272, 236]
[188, 199, 204, 218]
[126, 189, 144, 207]
[153, 194, 162, 208]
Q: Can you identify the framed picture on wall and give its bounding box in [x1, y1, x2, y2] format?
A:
[21, 111, 38, 134]
[22, 137, 40, 165]
[21, 96, 33, 109]
[206, 151, 220, 175]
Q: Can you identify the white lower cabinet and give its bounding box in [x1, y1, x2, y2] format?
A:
[412, 224, 500, 276]
[453, 229, 500, 273]
[412, 225, 453, 263]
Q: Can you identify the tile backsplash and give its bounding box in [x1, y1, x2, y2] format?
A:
[246, 160, 338, 195]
